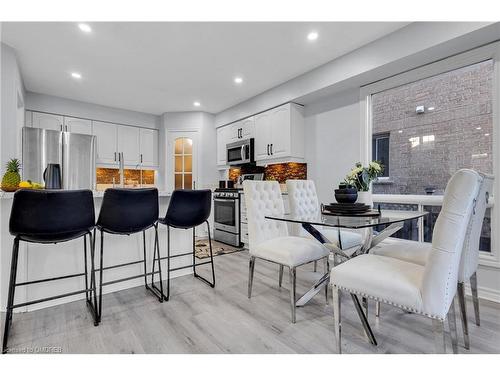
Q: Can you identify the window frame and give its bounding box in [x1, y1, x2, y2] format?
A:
[372, 132, 390, 178]
[360, 41, 500, 268]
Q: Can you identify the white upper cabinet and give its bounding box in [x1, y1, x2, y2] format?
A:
[93, 121, 118, 165]
[253, 103, 304, 164]
[25, 110, 33, 127]
[228, 116, 255, 142]
[254, 111, 272, 161]
[32, 112, 64, 131]
[117, 125, 140, 166]
[64, 116, 92, 135]
[140, 128, 159, 167]
[217, 125, 230, 166]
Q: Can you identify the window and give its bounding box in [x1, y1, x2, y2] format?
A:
[372, 133, 390, 177]
[370, 59, 494, 252]
[174, 137, 193, 189]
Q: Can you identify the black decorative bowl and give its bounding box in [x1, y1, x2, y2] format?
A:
[334, 187, 358, 204]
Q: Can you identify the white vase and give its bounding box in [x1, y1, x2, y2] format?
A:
[357, 191, 373, 207]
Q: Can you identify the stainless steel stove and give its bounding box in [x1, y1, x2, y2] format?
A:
[213, 188, 243, 247]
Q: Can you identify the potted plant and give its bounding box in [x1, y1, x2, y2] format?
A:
[344, 161, 384, 207]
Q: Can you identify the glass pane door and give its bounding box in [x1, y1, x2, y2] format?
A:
[174, 137, 193, 189]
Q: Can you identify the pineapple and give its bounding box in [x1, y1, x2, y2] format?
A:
[1, 158, 21, 192]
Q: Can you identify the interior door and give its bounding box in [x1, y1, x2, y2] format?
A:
[167, 130, 198, 192]
[254, 111, 272, 161]
[93, 121, 118, 164]
[117, 125, 140, 166]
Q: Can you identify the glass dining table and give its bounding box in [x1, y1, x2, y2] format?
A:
[265, 208, 427, 346]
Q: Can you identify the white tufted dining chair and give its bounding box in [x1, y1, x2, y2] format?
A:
[330, 169, 482, 353]
[243, 180, 330, 323]
[286, 179, 362, 249]
[371, 173, 493, 349]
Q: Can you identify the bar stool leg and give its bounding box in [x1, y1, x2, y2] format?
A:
[150, 224, 166, 302]
[166, 225, 171, 301]
[192, 221, 215, 288]
[2, 238, 20, 354]
[98, 230, 104, 323]
[84, 235, 89, 302]
[143, 230, 148, 287]
[89, 231, 99, 326]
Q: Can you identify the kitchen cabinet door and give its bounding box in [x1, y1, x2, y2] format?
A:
[140, 128, 158, 167]
[269, 105, 291, 158]
[117, 125, 140, 166]
[93, 121, 118, 164]
[240, 116, 255, 139]
[228, 121, 241, 142]
[32, 112, 64, 131]
[254, 111, 272, 161]
[25, 110, 33, 127]
[216, 125, 229, 166]
[64, 116, 92, 135]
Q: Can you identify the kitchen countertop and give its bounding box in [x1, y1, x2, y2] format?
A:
[0, 190, 172, 199]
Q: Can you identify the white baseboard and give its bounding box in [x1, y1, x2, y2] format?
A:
[464, 283, 500, 304]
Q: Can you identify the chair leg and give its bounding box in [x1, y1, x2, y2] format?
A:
[98, 230, 104, 323]
[192, 221, 216, 288]
[2, 238, 20, 354]
[470, 272, 480, 326]
[142, 230, 148, 287]
[332, 286, 341, 354]
[375, 301, 380, 317]
[149, 224, 166, 302]
[447, 299, 459, 354]
[313, 260, 317, 272]
[89, 230, 99, 326]
[457, 282, 469, 349]
[166, 225, 171, 301]
[278, 265, 284, 287]
[324, 258, 329, 305]
[432, 319, 446, 354]
[248, 256, 255, 298]
[362, 297, 368, 317]
[83, 235, 89, 302]
[289, 267, 297, 323]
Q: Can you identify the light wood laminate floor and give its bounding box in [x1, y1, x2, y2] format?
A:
[2, 250, 500, 353]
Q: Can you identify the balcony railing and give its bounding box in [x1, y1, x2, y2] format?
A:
[373, 194, 495, 253]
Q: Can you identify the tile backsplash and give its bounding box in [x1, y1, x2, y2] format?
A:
[96, 168, 156, 190]
[229, 162, 307, 184]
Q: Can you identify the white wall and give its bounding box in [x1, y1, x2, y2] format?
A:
[158, 111, 218, 192]
[26, 92, 161, 129]
[304, 89, 360, 204]
[215, 22, 498, 127]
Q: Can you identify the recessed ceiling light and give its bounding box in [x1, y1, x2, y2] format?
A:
[485, 133, 490, 137]
[398, 130, 403, 133]
[427, 106, 435, 111]
[307, 31, 319, 41]
[234, 77, 243, 84]
[78, 23, 92, 33]
[71, 72, 82, 79]
[193, 101, 201, 107]
[476, 127, 482, 130]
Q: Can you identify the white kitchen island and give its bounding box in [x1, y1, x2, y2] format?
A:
[0, 191, 198, 312]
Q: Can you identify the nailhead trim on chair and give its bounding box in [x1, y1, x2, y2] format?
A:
[333, 285, 445, 321]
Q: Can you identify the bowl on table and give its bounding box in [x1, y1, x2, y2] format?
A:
[334, 187, 358, 204]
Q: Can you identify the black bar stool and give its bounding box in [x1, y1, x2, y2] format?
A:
[158, 189, 214, 301]
[95, 188, 165, 322]
[2, 189, 98, 354]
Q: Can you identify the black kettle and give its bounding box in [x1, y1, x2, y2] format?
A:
[43, 163, 62, 189]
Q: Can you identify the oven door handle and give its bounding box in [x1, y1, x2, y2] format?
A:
[214, 198, 237, 202]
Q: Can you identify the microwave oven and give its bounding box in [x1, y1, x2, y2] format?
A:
[226, 138, 254, 166]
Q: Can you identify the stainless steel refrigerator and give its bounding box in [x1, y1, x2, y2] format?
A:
[22, 127, 96, 189]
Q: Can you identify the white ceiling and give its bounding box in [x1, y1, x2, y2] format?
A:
[2, 22, 409, 115]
